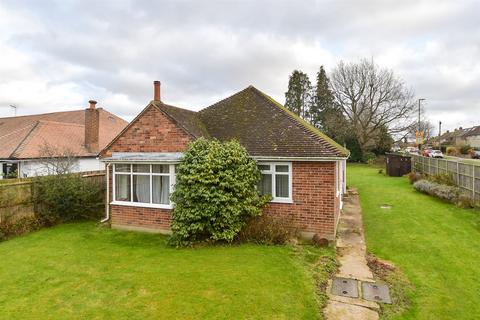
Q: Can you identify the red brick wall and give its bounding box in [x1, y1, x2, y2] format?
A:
[111, 205, 171, 232]
[102, 104, 193, 232]
[107, 161, 339, 239]
[263, 161, 339, 239]
[101, 104, 192, 157]
[101, 106, 340, 238]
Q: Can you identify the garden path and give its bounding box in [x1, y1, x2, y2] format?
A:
[324, 189, 379, 320]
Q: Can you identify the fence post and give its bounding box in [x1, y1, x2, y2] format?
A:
[473, 165, 476, 200]
[457, 162, 460, 185]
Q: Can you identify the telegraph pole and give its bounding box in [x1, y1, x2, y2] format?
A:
[438, 121, 442, 147]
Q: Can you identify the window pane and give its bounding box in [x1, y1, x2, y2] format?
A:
[257, 174, 272, 196]
[258, 164, 270, 171]
[275, 174, 289, 198]
[133, 175, 150, 203]
[115, 164, 130, 172]
[275, 165, 289, 172]
[153, 175, 170, 204]
[115, 174, 131, 201]
[133, 164, 150, 173]
[152, 164, 169, 173]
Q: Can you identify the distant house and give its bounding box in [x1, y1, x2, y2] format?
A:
[0, 101, 127, 178]
[436, 126, 480, 149]
[100, 81, 349, 240]
[461, 126, 480, 148]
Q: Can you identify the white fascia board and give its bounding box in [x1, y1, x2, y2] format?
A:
[252, 156, 349, 162]
[101, 159, 181, 164]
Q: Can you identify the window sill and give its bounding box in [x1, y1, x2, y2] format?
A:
[270, 198, 293, 204]
[110, 201, 173, 210]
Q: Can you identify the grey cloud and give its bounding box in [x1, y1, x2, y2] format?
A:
[0, 0, 479, 130]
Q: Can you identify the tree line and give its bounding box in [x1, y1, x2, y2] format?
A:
[285, 59, 417, 161]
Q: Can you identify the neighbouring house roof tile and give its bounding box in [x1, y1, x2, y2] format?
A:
[0, 109, 127, 159]
[462, 125, 480, 138]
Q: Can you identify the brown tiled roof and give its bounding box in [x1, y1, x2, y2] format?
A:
[152, 101, 209, 138]
[101, 86, 348, 159]
[198, 86, 348, 158]
[0, 108, 127, 159]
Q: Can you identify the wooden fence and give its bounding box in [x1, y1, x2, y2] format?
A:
[0, 171, 106, 223]
[411, 155, 480, 202]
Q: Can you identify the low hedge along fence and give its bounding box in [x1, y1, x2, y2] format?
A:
[0, 173, 104, 241]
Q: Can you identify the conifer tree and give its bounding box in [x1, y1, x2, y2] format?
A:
[284, 70, 312, 120]
[311, 66, 334, 127]
[311, 66, 348, 143]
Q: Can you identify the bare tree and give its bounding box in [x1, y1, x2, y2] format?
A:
[37, 142, 79, 175]
[406, 120, 435, 143]
[330, 59, 416, 153]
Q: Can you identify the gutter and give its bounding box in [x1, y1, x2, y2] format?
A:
[101, 163, 111, 223]
[100, 159, 181, 164]
[252, 156, 350, 162]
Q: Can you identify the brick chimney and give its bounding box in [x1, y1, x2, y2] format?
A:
[85, 100, 100, 153]
[153, 80, 161, 101]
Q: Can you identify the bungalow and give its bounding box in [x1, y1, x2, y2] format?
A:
[0, 101, 127, 178]
[100, 81, 349, 240]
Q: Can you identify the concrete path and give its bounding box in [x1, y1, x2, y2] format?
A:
[324, 189, 379, 320]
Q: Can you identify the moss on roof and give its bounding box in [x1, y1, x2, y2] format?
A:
[255, 87, 350, 157]
[198, 86, 349, 158]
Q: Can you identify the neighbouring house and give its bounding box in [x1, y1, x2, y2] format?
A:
[0, 101, 128, 178]
[435, 125, 480, 149]
[100, 81, 349, 240]
[461, 126, 480, 148]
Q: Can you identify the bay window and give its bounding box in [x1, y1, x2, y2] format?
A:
[113, 163, 176, 208]
[257, 162, 292, 203]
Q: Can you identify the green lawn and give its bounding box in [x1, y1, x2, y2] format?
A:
[348, 164, 480, 320]
[0, 222, 333, 319]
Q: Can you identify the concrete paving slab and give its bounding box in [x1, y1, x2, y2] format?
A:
[324, 300, 379, 320]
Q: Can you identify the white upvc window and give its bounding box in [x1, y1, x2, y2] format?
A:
[257, 162, 293, 203]
[336, 160, 342, 197]
[112, 163, 176, 209]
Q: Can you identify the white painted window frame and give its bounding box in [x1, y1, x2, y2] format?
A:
[336, 160, 347, 210]
[111, 163, 176, 209]
[336, 160, 341, 197]
[258, 162, 293, 203]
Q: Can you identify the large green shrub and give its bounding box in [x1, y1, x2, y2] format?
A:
[33, 174, 104, 224]
[362, 151, 377, 164]
[170, 138, 270, 246]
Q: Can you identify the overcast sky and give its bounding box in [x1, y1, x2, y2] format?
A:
[0, 0, 479, 132]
